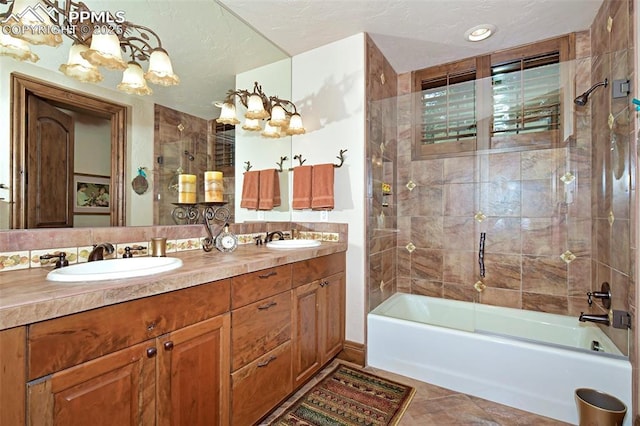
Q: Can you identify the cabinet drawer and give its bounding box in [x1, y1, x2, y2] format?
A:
[231, 291, 291, 371]
[232, 264, 291, 308]
[292, 252, 345, 287]
[231, 341, 292, 426]
[28, 279, 231, 380]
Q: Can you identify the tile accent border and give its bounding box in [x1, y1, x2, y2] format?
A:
[0, 222, 346, 274]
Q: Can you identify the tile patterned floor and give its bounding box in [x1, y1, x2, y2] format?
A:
[262, 360, 569, 425]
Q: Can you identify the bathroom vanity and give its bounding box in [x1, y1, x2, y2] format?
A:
[0, 243, 346, 425]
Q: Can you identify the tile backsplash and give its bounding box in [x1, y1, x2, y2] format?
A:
[0, 222, 346, 274]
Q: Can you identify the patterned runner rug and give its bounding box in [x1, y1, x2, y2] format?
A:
[269, 364, 415, 426]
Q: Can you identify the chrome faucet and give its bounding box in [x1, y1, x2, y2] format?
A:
[88, 242, 115, 262]
[579, 312, 610, 326]
[265, 231, 284, 243]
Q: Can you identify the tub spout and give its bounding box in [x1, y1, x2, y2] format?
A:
[579, 312, 610, 326]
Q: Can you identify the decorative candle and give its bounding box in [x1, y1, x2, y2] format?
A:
[178, 174, 196, 204]
[204, 171, 223, 202]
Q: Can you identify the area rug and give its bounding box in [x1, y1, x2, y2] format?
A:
[269, 364, 415, 426]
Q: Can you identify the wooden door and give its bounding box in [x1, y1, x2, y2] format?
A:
[321, 273, 345, 362]
[291, 280, 322, 388]
[26, 94, 74, 228]
[27, 340, 156, 426]
[157, 314, 230, 426]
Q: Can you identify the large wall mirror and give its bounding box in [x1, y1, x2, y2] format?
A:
[0, 0, 292, 230]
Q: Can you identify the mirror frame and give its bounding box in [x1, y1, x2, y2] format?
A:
[10, 73, 127, 228]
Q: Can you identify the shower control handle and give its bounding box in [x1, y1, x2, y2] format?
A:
[586, 282, 611, 309]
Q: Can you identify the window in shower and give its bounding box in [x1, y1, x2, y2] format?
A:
[412, 34, 572, 159]
[211, 122, 235, 175]
[412, 57, 480, 157]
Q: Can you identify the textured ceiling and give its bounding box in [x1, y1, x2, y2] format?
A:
[7, 0, 604, 119]
[218, 0, 604, 73]
[11, 0, 288, 119]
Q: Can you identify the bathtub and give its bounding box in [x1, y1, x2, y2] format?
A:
[367, 293, 632, 426]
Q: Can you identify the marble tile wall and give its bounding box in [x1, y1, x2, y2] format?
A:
[366, 35, 399, 311]
[153, 105, 236, 226]
[374, 0, 635, 363]
[588, 0, 636, 391]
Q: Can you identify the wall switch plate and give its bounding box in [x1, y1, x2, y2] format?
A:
[320, 210, 328, 221]
[257, 211, 265, 221]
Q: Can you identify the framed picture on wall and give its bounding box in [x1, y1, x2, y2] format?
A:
[74, 174, 111, 214]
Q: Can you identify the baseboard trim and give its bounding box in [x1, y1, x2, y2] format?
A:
[338, 340, 365, 367]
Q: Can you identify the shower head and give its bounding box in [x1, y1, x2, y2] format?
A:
[574, 78, 608, 106]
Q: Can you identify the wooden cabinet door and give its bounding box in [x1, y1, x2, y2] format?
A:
[157, 314, 230, 426]
[27, 340, 156, 426]
[291, 280, 322, 389]
[321, 272, 345, 362]
[0, 327, 26, 426]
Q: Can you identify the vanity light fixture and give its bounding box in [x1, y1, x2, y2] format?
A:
[465, 24, 496, 42]
[58, 42, 103, 83]
[215, 81, 306, 138]
[117, 61, 152, 95]
[0, 0, 179, 95]
[0, 32, 39, 62]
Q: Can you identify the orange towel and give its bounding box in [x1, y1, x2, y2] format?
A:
[240, 170, 260, 209]
[292, 165, 313, 210]
[258, 169, 281, 210]
[311, 163, 335, 210]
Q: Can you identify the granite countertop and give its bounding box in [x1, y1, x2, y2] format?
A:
[0, 242, 347, 330]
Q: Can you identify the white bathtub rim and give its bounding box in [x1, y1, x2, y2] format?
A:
[367, 296, 632, 426]
[371, 292, 626, 357]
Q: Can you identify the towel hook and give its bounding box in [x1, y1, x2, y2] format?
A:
[293, 154, 306, 167]
[334, 149, 348, 168]
[276, 156, 288, 172]
[244, 161, 252, 172]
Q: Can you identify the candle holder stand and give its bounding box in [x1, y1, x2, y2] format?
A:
[201, 203, 231, 252]
[171, 203, 200, 225]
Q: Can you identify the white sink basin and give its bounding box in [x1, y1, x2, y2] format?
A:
[47, 257, 183, 282]
[266, 239, 321, 249]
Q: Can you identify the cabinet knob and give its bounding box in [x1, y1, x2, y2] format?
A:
[257, 301, 277, 310]
[320, 280, 329, 287]
[164, 341, 174, 351]
[257, 355, 276, 368]
[258, 271, 277, 279]
[146, 347, 157, 358]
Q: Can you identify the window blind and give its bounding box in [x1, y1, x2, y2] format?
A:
[213, 123, 235, 169]
[491, 52, 560, 136]
[419, 70, 476, 145]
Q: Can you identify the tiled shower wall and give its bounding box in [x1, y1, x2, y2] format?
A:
[589, 0, 637, 399]
[153, 105, 235, 225]
[366, 0, 635, 354]
[366, 35, 399, 311]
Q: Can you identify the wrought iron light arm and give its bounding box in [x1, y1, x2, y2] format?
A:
[216, 81, 305, 135]
[1, 0, 180, 93]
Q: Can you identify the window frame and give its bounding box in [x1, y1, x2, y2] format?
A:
[411, 34, 574, 160]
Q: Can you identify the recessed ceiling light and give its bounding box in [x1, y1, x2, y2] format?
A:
[465, 24, 496, 42]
